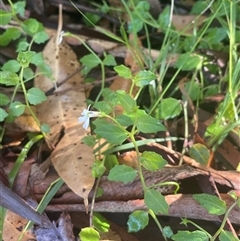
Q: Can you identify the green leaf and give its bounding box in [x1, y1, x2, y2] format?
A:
[79, 227, 100, 241]
[27, 87, 47, 105]
[104, 154, 119, 170]
[117, 91, 137, 113]
[133, 70, 156, 87]
[93, 101, 113, 114]
[22, 18, 44, 36]
[204, 28, 227, 45]
[83, 12, 101, 26]
[128, 14, 143, 33]
[2, 60, 21, 73]
[163, 226, 174, 238]
[93, 213, 110, 233]
[13, 1, 26, 17]
[115, 114, 134, 126]
[82, 135, 96, 147]
[41, 123, 50, 133]
[0, 93, 10, 106]
[0, 10, 12, 25]
[193, 194, 226, 215]
[94, 119, 128, 145]
[0, 108, 8, 121]
[17, 51, 36, 68]
[9, 101, 25, 117]
[38, 62, 52, 78]
[108, 165, 137, 184]
[183, 81, 201, 101]
[158, 98, 182, 119]
[219, 230, 240, 241]
[189, 144, 210, 165]
[127, 210, 149, 232]
[135, 110, 166, 133]
[92, 160, 106, 178]
[175, 53, 202, 71]
[140, 151, 167, 171]
[80, 54, 100, 70]
[0, 70, 19, 86]
[191, 2, 208, 14]
[17, 39, 29, 52]
[144, 189, 169, 214]
[33, 31, 49, 44]
[103, 54, 116, 66]
[114, 65, 132, 79]
[158, 6, 171, 30]
[31, 52, 44, 66]
[172, 230, 209, 241]
[23, 67, 34, 80]
[0, 28, 21, 46]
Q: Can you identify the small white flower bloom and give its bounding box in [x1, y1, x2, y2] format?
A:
[78, 105, 101, 130]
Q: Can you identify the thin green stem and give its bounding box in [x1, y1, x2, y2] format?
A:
[211, 200, 238, 241]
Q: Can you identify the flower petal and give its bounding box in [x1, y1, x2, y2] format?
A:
[82, 117, 90, 130]
[78, 115, 87, 124]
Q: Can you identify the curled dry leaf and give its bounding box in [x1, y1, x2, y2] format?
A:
[34, 35, 95, 208]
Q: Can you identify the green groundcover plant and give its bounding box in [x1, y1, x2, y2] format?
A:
[0, 0, 239, 240]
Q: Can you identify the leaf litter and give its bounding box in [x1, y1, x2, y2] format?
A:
[34, 15, 95, 208]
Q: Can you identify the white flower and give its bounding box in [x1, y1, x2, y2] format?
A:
[78, 105, 101, 130]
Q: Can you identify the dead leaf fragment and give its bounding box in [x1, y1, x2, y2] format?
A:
[34, 35, 95, 207]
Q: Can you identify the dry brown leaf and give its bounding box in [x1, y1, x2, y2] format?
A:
[34, 35, 95, 208]
[3, 211, 36, 241]
[172, 15, 206, 34]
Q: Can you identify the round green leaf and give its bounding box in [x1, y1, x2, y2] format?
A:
[13, 1, 26, 17]
[0, 108, 8, 121]
[79, 227, 100, 241]
[175, 53, 202, 71]
[158, 98, 182, 119]
[116, 91, 137, 113]
[193, 194, 226, 215]
[140, 151, 167, 171]
[0, 93, 10, 106]
[23, 67, 34, 80]
[92, 160, 106, 178]
[2, 60, 21, 73]
[0, 28, 21, 46]
[9, 101, 25, 117]
[108, 164, 137, 184]
[33, 31, 49, 44]
[0, 70, 19, 86]
[144, 189, 169, 214]
[22, 18, 42, 35]
[183, 81, 201, 101]
[94, 119, 128, 145]
[114, 65, 132, 79]
[103, 54, 116, 66]
[80, 54, 100, 70]
[133, 70, 156, 87]
[0, 10, 12, 25]
[135, 110, 166, 133]
[41, 123, 50, 133]
[27, 87, 47, 105]
[17, 40, 29, 52]
[127, 210, 149, 232]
